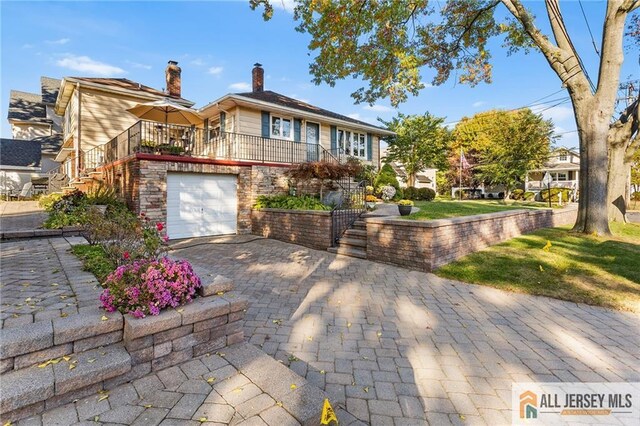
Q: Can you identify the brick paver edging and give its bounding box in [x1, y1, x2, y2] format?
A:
[364, 206, 578, 271]
[252, 208, 333, 250]
[0, 226, 83, 241]
[0, 278, 247, 422]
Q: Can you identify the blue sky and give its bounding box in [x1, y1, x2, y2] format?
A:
[1, 1, 638, 149]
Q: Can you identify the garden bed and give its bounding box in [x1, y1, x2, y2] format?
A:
[405, 199, 562, 220]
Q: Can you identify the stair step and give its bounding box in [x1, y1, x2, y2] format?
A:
[0, 345, 131, 414]
[352, 220, 367, 230]
[343, 229, 367, 238]
[328, 246, 367, 259]
[338, 237, 366, 248]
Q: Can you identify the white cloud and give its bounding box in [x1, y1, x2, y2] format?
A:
[126, 60, 151, 70]
[364, 104, 393, 113]
[347, 113, 362, 120]
[190, 58, 205, 66]
[272, 0, 296, 13]
[46, 38, 70, 45]
[56, 54, 125, 76]
[208, 66, 224, 76]
[228, 82, 251, 91]
[22, 43, 35, 49]
[472, 101, 486, 108]
[534, 103, 574, 123]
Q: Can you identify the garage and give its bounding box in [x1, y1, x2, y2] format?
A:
[166, 173, 238, 239]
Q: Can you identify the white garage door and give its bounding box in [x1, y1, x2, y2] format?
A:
[166, 173, 238, 239]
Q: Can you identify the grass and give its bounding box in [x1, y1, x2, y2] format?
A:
[406, 199, 559, 221]
[436, 222, 640, 312]
[71, 244, 115, 283]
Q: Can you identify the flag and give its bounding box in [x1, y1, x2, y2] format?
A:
[460, 151, 470, 169]
[321, 398, 338, 425]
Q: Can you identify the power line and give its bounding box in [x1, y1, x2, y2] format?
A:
[578, 0, 600, 56]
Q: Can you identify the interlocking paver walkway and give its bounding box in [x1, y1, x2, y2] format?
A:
[0, 237, 101, 328]
[0, 201, 47, 232]
[173, 238, 640, 425]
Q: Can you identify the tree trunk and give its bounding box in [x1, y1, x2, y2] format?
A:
[407, 172, 416, 188]
[608, 143, 631, 222]
[572, 115, 612, 235]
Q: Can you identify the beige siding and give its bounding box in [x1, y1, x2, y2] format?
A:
[79, 88, 148, 150]
[10, 123, 50, 140]
[237, 107, 262, 136]
[64, 90, 78, 143]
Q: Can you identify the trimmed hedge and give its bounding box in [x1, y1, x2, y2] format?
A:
[539, 188, 572, 202]
[404, 187, 436, 201]
[253, 195, 331, 211]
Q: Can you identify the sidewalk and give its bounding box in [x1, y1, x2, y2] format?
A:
[0, 201, 47, 232]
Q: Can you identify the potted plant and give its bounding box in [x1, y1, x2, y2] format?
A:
[397, 199, 414, 216]
[156, 144, 184, 156]
[365, 194, 377, 210]
[136, 140, 155, 154]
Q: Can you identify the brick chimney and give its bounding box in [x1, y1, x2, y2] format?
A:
[252, 63, 264, 93]
[165, 60, 181, 98]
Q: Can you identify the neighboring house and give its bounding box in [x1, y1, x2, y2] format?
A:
[8, 90, 50, 140]
[50, 61, 393, 240]
[382, 151, 437, 192]
[0, 139, 41, 196]
[525, 148, 579, 198]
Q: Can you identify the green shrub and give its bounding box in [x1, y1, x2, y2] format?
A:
[523, 191, 535, 201]
[511, 189, 524, 200]
[374, 164, 400, 191]
[631, 192, 640, 201]
[253, 195, 331, 211]
[71, 244, 115, 283]
[404, 187, 435, 201]
[87, 183, 120, 205]
[539, 188, 572, 202]
[39, 193, 63, 211]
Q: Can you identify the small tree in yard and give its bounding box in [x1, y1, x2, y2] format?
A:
[381, 112, 449, 188]
[286, 161, 356, 200]
[453, 109, 554, 200]
[251, 0, 640, 235]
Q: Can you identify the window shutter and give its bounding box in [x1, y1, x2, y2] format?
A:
[261, 111, 270, 138]
[220, 112, 226, 133]
[367, 133, 373, 161]
[293, 119, 302, 143]
[330, 126, 337, 153]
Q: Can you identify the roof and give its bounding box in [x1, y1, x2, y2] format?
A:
[234, 90, 390, 133]
[8, 90, 48, 123]
[0, 139, 42, 168]
[537, 162, 580, 171]
[32, 134, 63, 155]
[41, 77, 61, 105]
[70, 77, 194, 105]
[416, 175, 433, 184]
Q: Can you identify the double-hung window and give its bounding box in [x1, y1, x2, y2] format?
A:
[337, 129, 367, 159]
[271, 115, 292, 140]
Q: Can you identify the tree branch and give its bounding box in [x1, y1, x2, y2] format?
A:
[595, 1, 629, 108]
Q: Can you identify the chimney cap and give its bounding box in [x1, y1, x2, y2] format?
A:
[168, 60, 179, 66]
[253, 63, 262, 68]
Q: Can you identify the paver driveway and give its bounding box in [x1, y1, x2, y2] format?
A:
[174, 237, 640, 425]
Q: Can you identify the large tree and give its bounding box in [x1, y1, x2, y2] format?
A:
[452, 109, 554, 199]
[381, 112, 449, 187]
[251, 0, 640, 235]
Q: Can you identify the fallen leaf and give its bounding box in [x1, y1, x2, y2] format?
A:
[539, 265, 545, 272]
[542, 240, 552, 252]
[62, 356, 71, 361]
[51, 283, 59, 286]
[69, 364, 76, 370]
[177, 308, 184, 313]
[276, 401, 283, 407]
[272, 319, 282, 325]
[38, 361, 50, 368]
[363, 386, 369, 393]
[347, 322, 352, 328]
[24, 297, 32, 302]
[60, 312, 68, 318]
[216, 291, 225, 296]
[97, 394, 109, 402]
[3, 421, 11, 426]
[215, 352, 225, 357]
[459, 414, 466, 420]
[59, 295, 67, 300]
[88, 359, 96, 363]
[288, 355, 299, 362]
[144, 404, 153, 408]
[50, 358, 61, 364]
[93, 416, 99, 422]
[306, 336, 313, 341]
[198, 417, 207, 423]
[207, 377, 216, 384]
[232, 387, 243, 393]
[320, 370, 326, 374]
[100, 315, 108, 321]
[290, 384, 297, 390]
[377, 331, 382, 337]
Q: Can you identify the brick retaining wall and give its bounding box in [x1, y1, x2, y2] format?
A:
[365, 207, 578, 272]
[251, 209, 333, 250]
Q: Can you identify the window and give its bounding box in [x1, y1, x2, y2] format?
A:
[558, 154, 567, 161]
[271, 115, 292, 140]
[337, 128, 367, 159]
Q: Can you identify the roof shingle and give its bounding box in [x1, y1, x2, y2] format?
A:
[41, 77, 61, 105]
[0, 139, 42, 168]
[8, 90, 48, 123]
[32, 134, 63, 155]
[72, 77, 194, 105]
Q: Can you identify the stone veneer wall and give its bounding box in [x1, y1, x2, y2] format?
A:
[365, 207, 578, 272]
[251, 209, 333, 250]
[101, 158, 141, 213]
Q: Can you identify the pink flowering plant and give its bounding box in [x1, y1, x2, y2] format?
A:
[139, 214, 169, 260]
[100, 257, 201, 318]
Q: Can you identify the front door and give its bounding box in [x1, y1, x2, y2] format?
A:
[306, 122, 319, 161]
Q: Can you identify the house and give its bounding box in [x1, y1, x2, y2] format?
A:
[382, 150, 437, 192]
[8, 77, 62, 140]
[525, 148, 579, 199]
[0, 139, 41, 197]
[50, 62, 394, 239]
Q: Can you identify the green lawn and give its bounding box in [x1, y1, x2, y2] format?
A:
[406, 199, 558, 221]
[436, 222, 640, 312]
[71, 244, 114, 283]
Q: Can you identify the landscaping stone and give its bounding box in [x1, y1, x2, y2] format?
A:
[180, 297, 230, 325]
[0, 320, 53, 359]
[198, 275, 234, 297]
[73, 330, 123, 353]
[124, 310, 181, 340]
[0, 365, 54, 413]
[14, 343, 73, 370]
[53, 311, 122, 345]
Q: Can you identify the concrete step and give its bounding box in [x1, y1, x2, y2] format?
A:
[352, 220, 367, 230]
[0, 344, 131, 415]
[327, 246, 367, 259]
[338, 237, 366, 249]
[343, 228, 367, 238]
